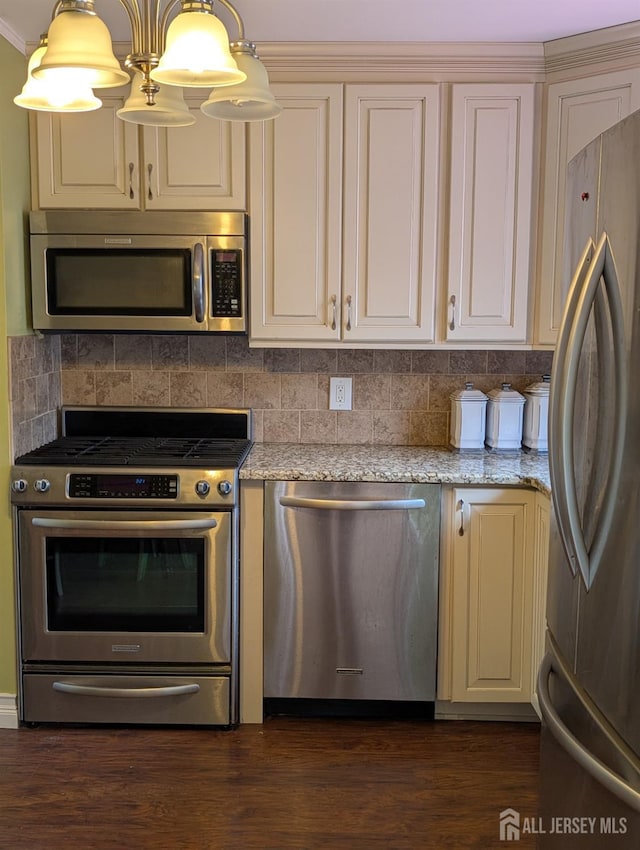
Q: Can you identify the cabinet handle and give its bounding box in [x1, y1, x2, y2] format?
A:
[330, 294, 337, 331]
[458, 499, 465, 536]
[147, 163, 153, 201]
[345, 294, 352, 331]
[448, 294, 456, 331]
[128, 162, 134, 199]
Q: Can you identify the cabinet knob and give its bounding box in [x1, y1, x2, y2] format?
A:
[128, 162, 135, 200]
[449, 294, 456, 332]
[345, 294, 352, 332]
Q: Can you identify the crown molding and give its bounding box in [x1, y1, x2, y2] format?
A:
[0, 18, 25, 54]
[254, 41, 546, 81]
[544, 20, 640, 79]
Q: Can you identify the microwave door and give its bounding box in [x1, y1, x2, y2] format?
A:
[31, 234, 208, 333]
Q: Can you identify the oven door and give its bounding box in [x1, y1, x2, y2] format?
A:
[17, 509, 231, 665]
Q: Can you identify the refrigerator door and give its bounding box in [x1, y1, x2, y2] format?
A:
[573, 112, 640, 756]
[547, 110, 640, 757]
[546, 134, 605, 667]
[537, 649, 640, 849]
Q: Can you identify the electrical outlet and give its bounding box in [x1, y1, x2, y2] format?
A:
[329, 376, 352, 410]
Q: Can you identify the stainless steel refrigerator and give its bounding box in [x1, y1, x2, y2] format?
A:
[538, 109, 640, 847]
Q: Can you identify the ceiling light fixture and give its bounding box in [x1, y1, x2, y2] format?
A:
[15, 0, 280, 125]
[14, 34, 103, 112]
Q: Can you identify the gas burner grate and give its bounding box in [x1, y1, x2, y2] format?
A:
[15, 436, 253, 468]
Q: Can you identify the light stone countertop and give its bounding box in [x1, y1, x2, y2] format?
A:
[240, 443, 551, 496]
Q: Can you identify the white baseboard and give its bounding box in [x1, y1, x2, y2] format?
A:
[0, 694, 19, 729]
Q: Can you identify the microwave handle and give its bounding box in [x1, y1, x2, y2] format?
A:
[193, 242, 206, 324]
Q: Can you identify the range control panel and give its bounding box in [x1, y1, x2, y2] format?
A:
[69, 473, 178, 499]
[211, 249, 243, 318]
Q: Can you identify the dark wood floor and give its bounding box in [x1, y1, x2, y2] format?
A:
[0, 716, 540, 850]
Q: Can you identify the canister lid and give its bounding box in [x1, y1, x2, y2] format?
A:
[449, 381, 488, 402]
[487, 382, 525, 403]
[524, 374, 551, 396]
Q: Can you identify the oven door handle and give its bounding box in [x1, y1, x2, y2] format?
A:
[31, 518, 218, 531]
[52, 681, 201, 699]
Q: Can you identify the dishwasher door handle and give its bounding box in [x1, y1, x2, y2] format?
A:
[279, 496, 426, 511]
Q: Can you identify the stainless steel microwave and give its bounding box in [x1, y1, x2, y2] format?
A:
[29, 210, 248, 333]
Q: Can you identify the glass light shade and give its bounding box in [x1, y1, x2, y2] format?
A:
[200, 51, 282, 121]
[117, 76, 196, 126]
[152, 11, 246, 88]
[32, 9, 130, 89]
[14, 44, 102, 112]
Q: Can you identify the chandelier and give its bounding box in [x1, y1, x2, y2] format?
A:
[14, 0, 281, 125]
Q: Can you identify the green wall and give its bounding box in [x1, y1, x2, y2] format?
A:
[0, 35, 31, 697]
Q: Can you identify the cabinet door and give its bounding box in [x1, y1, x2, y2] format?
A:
[535, 70, 640, 345]
[342, 84, 440, 343]
[249, 83, 343, 343]
[33, 89, 140, 209]
[142, 94, 245, 210]
[446, 84, 535, 343]
[449, 487, 535, 703]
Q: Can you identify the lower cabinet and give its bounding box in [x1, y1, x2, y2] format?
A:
[439, 486, 543, 706]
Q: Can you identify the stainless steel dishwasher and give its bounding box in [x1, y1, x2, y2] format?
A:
[263, 481, 441, 708]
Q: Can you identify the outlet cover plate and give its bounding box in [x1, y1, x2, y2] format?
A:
[329, 376, 352, 410]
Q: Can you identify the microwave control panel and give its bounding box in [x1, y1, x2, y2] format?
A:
[211, 250, 243, 318]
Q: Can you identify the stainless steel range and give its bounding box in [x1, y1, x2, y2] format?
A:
[10, 406, 252, 728]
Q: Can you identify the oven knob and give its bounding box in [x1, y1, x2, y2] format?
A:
[34, 479, 51, 493]
[195, 480, 210, 497]
[11, 478, 28, 493]
[218, 480, 233, 496]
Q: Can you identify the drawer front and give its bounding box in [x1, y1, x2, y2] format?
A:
[22, 674, 230, 726]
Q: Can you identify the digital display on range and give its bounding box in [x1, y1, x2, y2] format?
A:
[69, 473, 178, 499]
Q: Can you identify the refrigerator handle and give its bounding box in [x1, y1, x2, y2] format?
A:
[556, 232, 627, 589]
[587, 238, 627, 584]
[549, 238, 594, 578]
[538, 652, 640, 813]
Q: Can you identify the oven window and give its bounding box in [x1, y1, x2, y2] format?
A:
[45, 537, 205, 632]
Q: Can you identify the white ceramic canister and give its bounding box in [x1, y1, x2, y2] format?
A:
[522, 374, 551, 452]
[449, 382, 488, 450]
[485, 383, 525, 450]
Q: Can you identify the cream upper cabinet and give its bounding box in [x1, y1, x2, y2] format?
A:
[248, 82, 441, 345]
[248, 83, 344, 343]
[445, 84, 535, 344]
[32, 88, 245, 211]
[439, 487, 536, 704]
[341, 84, 440, 343]
[534, 69, 640, 345]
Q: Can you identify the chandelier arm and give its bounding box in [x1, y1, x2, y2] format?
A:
[159, 0, 183, 48]
[215, 0, 245, 41]
[116, 0, 143, 53]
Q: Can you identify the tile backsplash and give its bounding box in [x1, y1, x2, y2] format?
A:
[44, 334, 552, 448]
[8, 333, 553, 456]
[9, 334, 61, 459]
